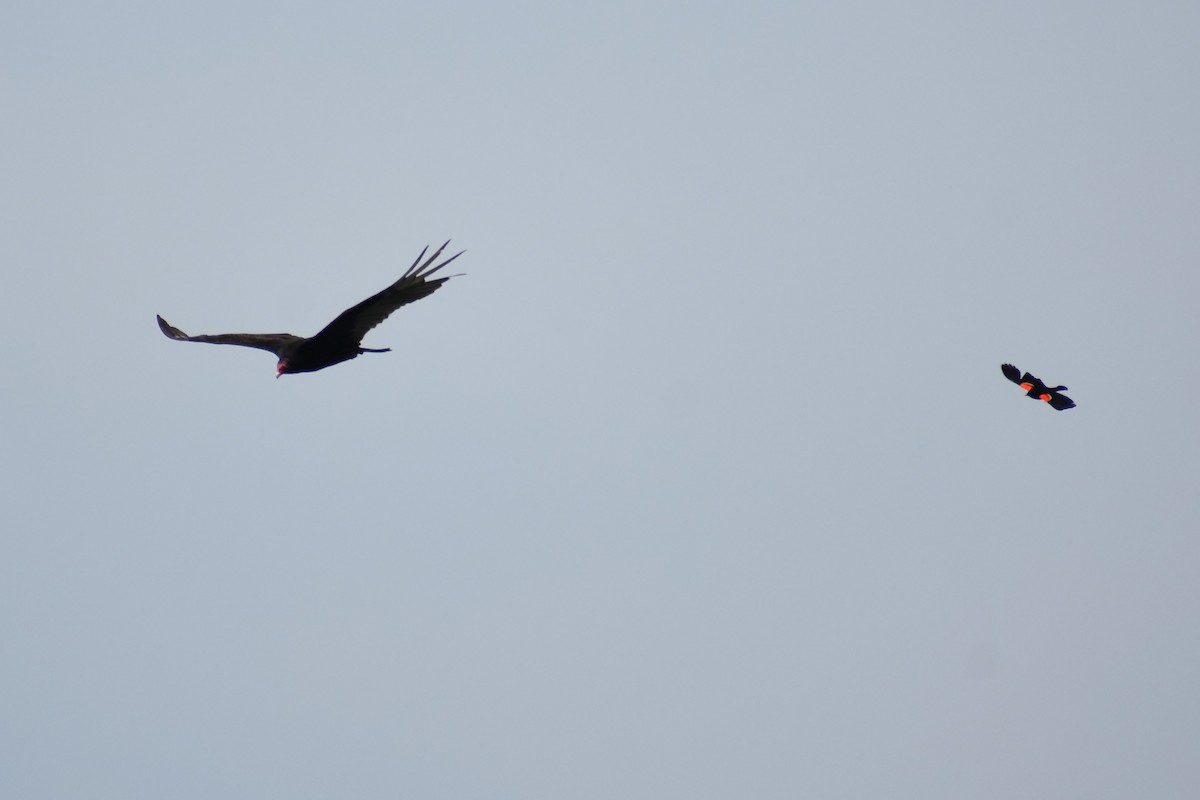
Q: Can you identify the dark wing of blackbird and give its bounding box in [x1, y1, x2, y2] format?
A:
[1000, 363, 1024, 385]
[157, 241, 463, 377]
[1045, 393, 1076, 410]
[1000, 363, 1075, 410]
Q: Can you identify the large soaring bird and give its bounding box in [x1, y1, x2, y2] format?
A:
[1001, 363, 1075, 410]
[157, 242, 462, 377]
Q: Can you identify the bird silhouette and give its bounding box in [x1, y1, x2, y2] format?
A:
[157, 241, 462, 377]
[1001, 363, 1075, 410]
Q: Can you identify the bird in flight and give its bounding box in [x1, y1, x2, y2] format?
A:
[158, 241, 463, 377]
[1001, 363, 1075, 410]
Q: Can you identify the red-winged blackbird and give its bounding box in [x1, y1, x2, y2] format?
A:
[1001, 363, 1075, 410]
[158, 242, 463, 377]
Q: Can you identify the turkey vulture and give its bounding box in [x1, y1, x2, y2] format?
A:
[1001, 363, 1075, 410]
[158, 241, 463, 377]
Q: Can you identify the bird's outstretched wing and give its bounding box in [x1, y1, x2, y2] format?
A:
[1047, 393, 1076, 411]
[307, 241, 464, 348]
[1001, 363, 1023, 384]
[1002, 363, 1042, 389]
[157, 315, 302, 355]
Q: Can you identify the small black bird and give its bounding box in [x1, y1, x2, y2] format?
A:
[158, 242, 462, 377]
[1001, 363, 1075, 410]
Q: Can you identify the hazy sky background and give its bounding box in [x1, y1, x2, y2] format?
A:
[3, 2, 1199, 798]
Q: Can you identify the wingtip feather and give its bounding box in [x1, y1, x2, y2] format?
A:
[403, 241, 463, 281]
[157, 314, 187, 340]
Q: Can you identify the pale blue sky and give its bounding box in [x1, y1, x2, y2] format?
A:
[3, 2, 1199, 798]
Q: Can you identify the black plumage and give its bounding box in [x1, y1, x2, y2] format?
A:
[1001, 363, 1075, 410]
[158, 242, 462, 377]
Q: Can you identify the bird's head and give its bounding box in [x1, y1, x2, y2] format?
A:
[276, 359, 290, 378]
